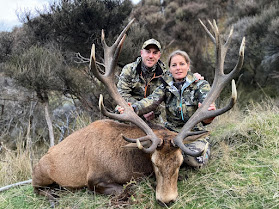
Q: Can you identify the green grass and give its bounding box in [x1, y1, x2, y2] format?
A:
[1, 102, 279, 208]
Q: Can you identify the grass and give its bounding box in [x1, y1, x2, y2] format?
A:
[0, 101, 279, 208]
[0, 137, 33, 187]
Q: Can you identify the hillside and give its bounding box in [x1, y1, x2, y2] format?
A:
[0, 102, 278, 208]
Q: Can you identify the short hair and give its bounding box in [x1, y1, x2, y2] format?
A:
[168, 50, 191, 67]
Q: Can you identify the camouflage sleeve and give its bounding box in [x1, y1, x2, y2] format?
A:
[132, 84, 165, 116]
[117, 65, 138, 104]
[195, 80, 211, 103]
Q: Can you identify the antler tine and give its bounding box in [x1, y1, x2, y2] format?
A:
[122, 135, 152, 143]
[193, 79, 237, 121]
[90, 19, 134, 107]
[101, 18, 135, 49]
[91, 19, 161, 154]
[101, 29, 127, 76]
[173, 20, 245, 156]
[101, 19, 135, 77]
[113, 18, 135, 49]
[123, 135, 160, 153]
[227, 37, 245, 79]
[122, 133, 162, 153]
[110, 34, 126, 76]
[224, 27, 234, 49]
[212, 20, 219, 34]
[98, 94, 130, 121]
[199, 19, 215, 43]
[90, 44, 103, 83]
[99, 93, 152, 127]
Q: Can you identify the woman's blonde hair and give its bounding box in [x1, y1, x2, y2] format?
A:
[168, 50, 191, 67]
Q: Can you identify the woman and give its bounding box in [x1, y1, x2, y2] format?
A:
[120, 50, 215, 168]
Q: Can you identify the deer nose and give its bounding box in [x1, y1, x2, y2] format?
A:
[156, 199, 175, 207]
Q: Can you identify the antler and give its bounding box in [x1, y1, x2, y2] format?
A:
[90, 19, 162, 153]
[173, 19, 245, 156]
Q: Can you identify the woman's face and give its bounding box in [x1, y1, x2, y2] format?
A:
[169, 54, 190, 82]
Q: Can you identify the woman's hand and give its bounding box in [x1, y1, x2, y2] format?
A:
[193, 72, 204, 82]
[198, 103, 216, 124]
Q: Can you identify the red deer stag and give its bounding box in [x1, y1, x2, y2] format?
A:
[32, 19, 245, 206]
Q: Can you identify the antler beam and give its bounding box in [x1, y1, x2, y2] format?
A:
[173, 19, 245, 155]
[90, 19, 162, 153]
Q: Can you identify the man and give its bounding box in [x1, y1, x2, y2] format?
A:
[117, 38, 166, 122]
[117, 39, 203, 122]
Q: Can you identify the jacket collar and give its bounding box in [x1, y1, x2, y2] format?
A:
[162, 71, 197, 97]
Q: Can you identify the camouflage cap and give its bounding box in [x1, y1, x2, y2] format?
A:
[142, 39, 161, 51]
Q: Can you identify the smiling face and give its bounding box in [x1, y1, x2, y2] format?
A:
[169, 54, 190, 82]
[141, 45, 161, 68]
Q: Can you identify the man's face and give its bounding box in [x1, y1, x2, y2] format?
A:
[141, 45, 161, 68]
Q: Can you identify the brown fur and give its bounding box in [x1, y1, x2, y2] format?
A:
[32, 119, 182, 204]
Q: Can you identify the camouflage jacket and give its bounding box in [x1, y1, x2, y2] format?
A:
[132, 71, 211, 132]
[117, 57, 167, 104]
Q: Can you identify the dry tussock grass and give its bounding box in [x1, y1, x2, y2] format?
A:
[0, 138, 32, 187]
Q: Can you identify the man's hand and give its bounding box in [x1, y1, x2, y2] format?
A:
[117, 104, 154, 121]
[198, 102, 216, 124]
[143, 111, 155, 121]
[117, 102, 132, 114]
